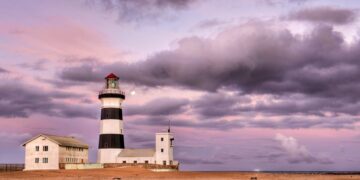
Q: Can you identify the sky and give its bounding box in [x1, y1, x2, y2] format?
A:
[1, 0, 360, 171]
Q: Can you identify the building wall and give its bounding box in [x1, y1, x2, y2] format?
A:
[58, 146, 88, 164]
[24, 137, 59, 170]
[117, 156, 155, 164]
[155, 133, 174, 165]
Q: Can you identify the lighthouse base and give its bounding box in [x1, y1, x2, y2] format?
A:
[97, 149, 123, 163]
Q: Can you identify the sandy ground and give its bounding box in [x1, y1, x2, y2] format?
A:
[0, 167, 360, 180]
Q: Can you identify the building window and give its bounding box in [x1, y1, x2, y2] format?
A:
[163, 161, 166, 165]
[123, 161, 126, 163]
[35, 146, 39, 151]
[35, 158, 39, 163]
[134, 161, 137, 164]
[145, 160, 149, 164]
[161, 137, 164, 141]
[43, 158, 48, 163]
[161, 148, 164, 152]
[43, 146, 48, 151]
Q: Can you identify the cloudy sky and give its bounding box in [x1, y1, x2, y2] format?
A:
[2, 0, 360, 171]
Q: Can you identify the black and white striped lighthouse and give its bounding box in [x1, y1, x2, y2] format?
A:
[97, 73, 125, 163]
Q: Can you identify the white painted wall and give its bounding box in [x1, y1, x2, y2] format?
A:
[59, 146, 89, 164]
[117, 157, 155, 164]
[101, 98, 123, 108]
[155, 132, 174, 165]
[24, 137, 59, 170]
[24, 136, 89, 170]
[98, 149, 122, 163]
[100, 120, 124, 134]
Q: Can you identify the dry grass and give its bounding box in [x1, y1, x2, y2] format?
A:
[0, 167, 359, 180]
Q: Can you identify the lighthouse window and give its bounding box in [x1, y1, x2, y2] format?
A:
[161, 148, 164, 152]
[161, 138, 164, 141]
[43, 146, 48, 151]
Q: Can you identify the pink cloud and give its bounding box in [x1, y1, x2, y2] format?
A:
[0, 18, 123, 61]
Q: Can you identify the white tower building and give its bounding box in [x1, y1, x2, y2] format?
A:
[155, 128, 175, 165]
[97, 73, 125, 163]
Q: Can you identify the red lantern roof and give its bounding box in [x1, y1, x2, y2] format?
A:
[105, 73, 119, 79]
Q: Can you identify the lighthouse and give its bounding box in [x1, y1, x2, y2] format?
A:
[97, 73, 125, 163]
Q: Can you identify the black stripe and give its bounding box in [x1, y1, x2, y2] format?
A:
[101, 108, 123, 120]
[98, 134, 124, 149]
[99, 93, 125, 99]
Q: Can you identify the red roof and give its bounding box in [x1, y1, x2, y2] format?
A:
[105, 73, 119, 79]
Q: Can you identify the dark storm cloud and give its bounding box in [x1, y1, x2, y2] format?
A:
[288, 7, 357, 25]
[125, 97, 189, 116]
[60, 64, 103, 82]
[86, 23, 360, 102]
[0, 67, 8, 73]
[250, 117, 358, 129]
[59, 22, 360, 127]
[91, 0, 197, 23]
[130, 109, 358, 130]
[19, 59, 47, 71]
[189, 91, 360, 119]
[193, 19, 228, 29]
[0, 81, 96, 119]
[191, 93, 242, 118]
[130, 116, 245, 130]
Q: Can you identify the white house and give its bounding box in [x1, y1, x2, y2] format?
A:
[22, 134, 89, 170]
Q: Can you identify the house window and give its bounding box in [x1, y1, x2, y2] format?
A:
[161, 137, 164, 141]
[122, 161, 126, 163]
[43, 146, 48, 151]
[145, 160, 149, 164]
[35, 158, 39, 163]
[163, 161, 166, 165]
[43, 158, 48, 163]
[35, 146, 39, 151]
[134, 161, 137, 164]
[161, 148, 164, 152]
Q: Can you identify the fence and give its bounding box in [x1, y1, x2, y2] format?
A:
[0, 164, 24, 172]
